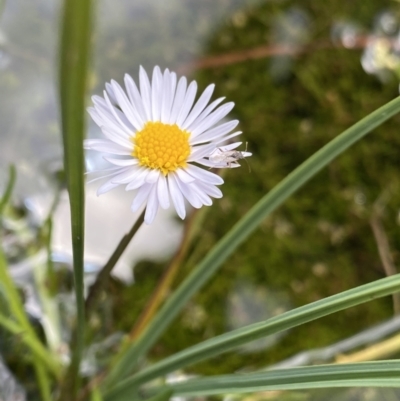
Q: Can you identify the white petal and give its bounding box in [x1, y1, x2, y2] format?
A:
[124, 74, 147, 123]
[175, 168, 196, 183]
[176, 81, 197, 126]
[218, 141, 242, 151]
[91, 102, 116, 127]
[194, 159, 216, 168]
[86, 167, 127, 184]
[175, 177, 202, 208]
[84, 139, 132, 155]
[191, 184, 212, 206]
[151, 66, 163, 121]
[185, 164, 224, 185]
[157, 174, 170, 209]
[160, 69, 173, 123]
[131, 183, 153, 212]
[102, 128, 133, 149]
[92, 94, 106, 106]
[111, 166, 142, 184]
[191, 120, 239, 145]
[111, 80, 143, 131]
[197, 158, 241, 169]
[168, 174, 186, 219]
[105, 82, 118, 105]
[195, 180, 223, 198]
[182, 84, 214, 129]
[145, 185, 159, 224]
[103, 91, 133, 135]
[85, 165, 124, 176]
[139, 66, 152, 120]
[191, 102, 235, 137]
[169, 76, 187, 124]
[97, 179, 120, 195]
[187, 143, 216, 162]
[186, 97, 225, 132]
[214, 131, 242, 145]
[103, 157, 138, 166]
[125, 168, 151, 190]
[166, 72, 177, 121]
[93, 97, 132, 138]
[88, 107, 104, 127]
[93, 94, 133, 129]
[145, 169, 161, 183]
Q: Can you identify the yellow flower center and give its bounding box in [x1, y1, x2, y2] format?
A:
[132, 122, 191, 175]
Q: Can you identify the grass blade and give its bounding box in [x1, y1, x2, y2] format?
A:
[160, 361, 400, 396]
[58, 0, 92, 396]
[0, 308, 60, 375]
[0, 165, 16, 217]
[105, 96, 400, 389]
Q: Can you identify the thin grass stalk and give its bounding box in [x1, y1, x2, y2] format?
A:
[58, 0, 92, 397]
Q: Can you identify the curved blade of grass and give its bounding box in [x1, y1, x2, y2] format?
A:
[59, 0, 92, 397]
[104, 274, 400, 398]
[0, 248, 59, 399]
[154, 361, 400, 396]
[0, 247, 61, 376]
[106, 97, 400, 386]
[107, 388, 173, 401]
[0, 312, 60, 374]
[105, 96, 400, 390]
[0, 165, 16, 217]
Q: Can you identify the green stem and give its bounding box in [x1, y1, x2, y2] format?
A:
[58, 0, 92, 396]
[34, 363, 52, 401]
[85, 210, 145, 315]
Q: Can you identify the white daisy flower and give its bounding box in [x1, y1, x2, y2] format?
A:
[84, 66, 251, 224]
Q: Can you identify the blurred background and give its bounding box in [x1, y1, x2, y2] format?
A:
[1, 0, 400, 400]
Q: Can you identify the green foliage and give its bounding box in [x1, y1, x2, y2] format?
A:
[59, 0, 92, 397]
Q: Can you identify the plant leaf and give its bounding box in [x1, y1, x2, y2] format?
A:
[0, 165, 16, 217]
[58, 0, 91, 396]
[160, 361, 400, 396]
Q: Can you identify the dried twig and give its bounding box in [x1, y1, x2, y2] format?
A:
[369, 193, 400, 314]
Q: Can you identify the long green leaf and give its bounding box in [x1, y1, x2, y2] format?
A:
[104, 274, 400, 398]
[0, 313, 60, 374]
[0, 247, 61, 376]
[0, 165, 16, 217]
[154, 361, 400, 396]
[105, 96, 400, 389]
[59, 0, 91, 396]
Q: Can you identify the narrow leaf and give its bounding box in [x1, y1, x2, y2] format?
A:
[164, 361, 400, 396]
[0, 165, 16, 217]
[58, 0, 91, 396]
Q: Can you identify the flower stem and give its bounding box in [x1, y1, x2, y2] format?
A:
[85, 210, 145, 315]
